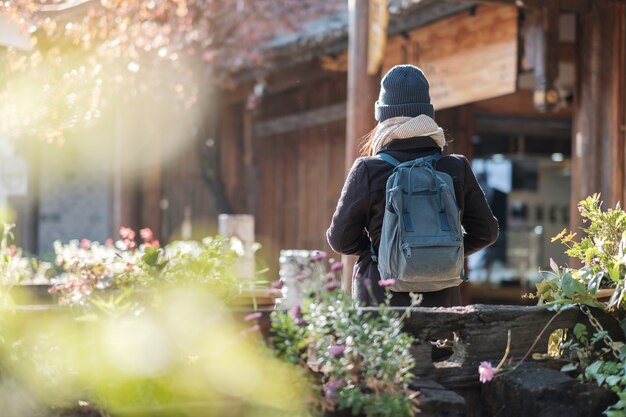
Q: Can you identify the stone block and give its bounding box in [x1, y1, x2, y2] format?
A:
[482, 363, 617, 417]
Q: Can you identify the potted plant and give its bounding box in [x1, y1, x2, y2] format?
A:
[535, 194, 626, 416]
[538, 194, 626, 310]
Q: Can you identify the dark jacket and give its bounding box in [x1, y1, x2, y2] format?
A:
[326, 137, 499, 307]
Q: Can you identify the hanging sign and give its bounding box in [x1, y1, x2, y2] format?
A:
[383, 4, 519, 110]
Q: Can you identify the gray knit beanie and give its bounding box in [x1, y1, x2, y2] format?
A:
[374, 65, 434, 121]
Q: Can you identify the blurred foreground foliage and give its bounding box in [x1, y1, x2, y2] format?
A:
[1, 227, 421, 417]
[0, 287, 313, 417]
[0, 224, 311, 417]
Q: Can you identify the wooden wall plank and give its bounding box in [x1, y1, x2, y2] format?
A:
[219, 103, 245, 213]
[227, 69, 349, 275]
[437, 105, 475, 159]
[253, 103, 346, 139]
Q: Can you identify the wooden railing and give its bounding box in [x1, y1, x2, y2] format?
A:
[386, 305, 621, 387]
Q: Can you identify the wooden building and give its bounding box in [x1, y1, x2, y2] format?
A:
[190, 0, 624, 287]
[11, 0, 621, 289]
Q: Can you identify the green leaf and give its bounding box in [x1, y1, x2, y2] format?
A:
[609, 263, 621, 283]
[574, 323, 588, 340]
[585, 360, 603, 380]
[142, 247, 160, 267]
[591, 331, 609, 346]
[560, 363, 579, 372]
[585, 248, 594, 265]
[561, 274, 576, 297]
[587, 271, 604, 294]
[606, 375, 621, 387]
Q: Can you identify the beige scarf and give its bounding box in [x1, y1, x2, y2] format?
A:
[370, 115, 446, 156]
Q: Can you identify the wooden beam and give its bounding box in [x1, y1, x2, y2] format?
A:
[456, 0, 590, 14]
[473, 90, 572, 119]
[345, 0, 380, 293]
[254, 103, 346, 138]
[225, 61, 337, 105]
[389, 2, 474, 37]
[474, 115, 572, 138]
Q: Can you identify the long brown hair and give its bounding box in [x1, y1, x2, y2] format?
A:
[359, 124, 380, 156]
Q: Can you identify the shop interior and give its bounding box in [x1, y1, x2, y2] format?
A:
[466, 114, 572, 304]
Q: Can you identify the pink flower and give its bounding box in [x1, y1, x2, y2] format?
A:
[379, 278, 396, 287]
[140, 228, 154, 241]
[295, 274, 305, 282]
[123, 238, 137, 250]
[549, 257, 559, 272]
[6, 245, 17, 257]
[328, 344, 345, 357]
[104, 238, 114, 247]
[311, 251, 327, 262]
[330, 261, 343, 272]
[203, 50, 218, 63]
[119, 226, 136, 240]
[240, 324, 261, 337]
[324, 273, 336, 283]
[325, 379, 343, 399]
[325, 283, 339, 292]
[478, 361, 495, 383]
[244, 312, 263, 322]
[144, 239, 160, 248]
[271, 280, 284, 290]
[80, 239, 91, 249]
[291, 305, 302, 318]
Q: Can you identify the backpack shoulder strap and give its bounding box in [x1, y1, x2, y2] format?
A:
[378, 152, 401, 167]
[379, 151, 442, 168]
[414, 152, 442, 167]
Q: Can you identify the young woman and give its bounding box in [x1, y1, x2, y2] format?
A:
[327, 65, 499, 307]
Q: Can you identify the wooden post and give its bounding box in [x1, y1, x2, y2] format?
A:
[218, 214, 256, 280]
[243, 110, 258, 218]
[110, 100, 144, 237]
[532, 0, 561, 112]
[570, 1, 625, 235]
[344, 0, 380, 293]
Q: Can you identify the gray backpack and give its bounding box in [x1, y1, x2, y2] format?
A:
[375, 152, 464, 292]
